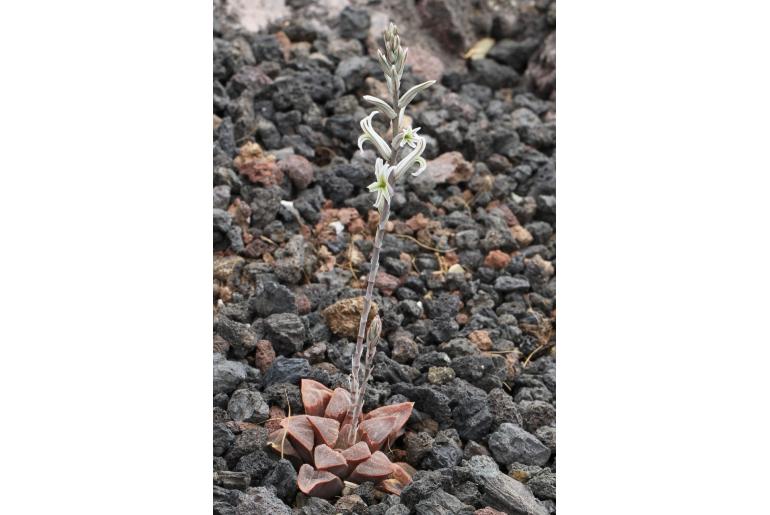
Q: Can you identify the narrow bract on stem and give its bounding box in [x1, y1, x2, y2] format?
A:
[349, 22, 435, 440]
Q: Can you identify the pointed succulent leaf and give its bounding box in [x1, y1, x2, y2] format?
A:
[364, 401, 414, 448]
[379, 478, 405, 495]
[362, 95, 397, 119]
[340, 441, 371, 468]
[301, 378, 333, 416]
[335, 423, 357, 450]
[324, 387, 353, 422]
[391, 462, 415, 484]
[348, 451, 394, 484]
[297, 464, 344, 499]
[279, 415, 314, 462]
[359, 415, 401, 451]
[313, 444, 348, 477]
[398, 80, 436, 109]
[306, 415, 340, 448]
[267, 429, 301, 462]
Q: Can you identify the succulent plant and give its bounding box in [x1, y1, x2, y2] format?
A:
[267, 379, 415, 498]
[266, 22, 431, 501]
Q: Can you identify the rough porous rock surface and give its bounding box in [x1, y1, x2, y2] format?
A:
[213, 0, 556, 512]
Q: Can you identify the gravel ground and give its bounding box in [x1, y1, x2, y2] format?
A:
[213, 0, 555, 513]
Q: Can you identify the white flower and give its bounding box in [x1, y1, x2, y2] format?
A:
[367, 158, 394, 213]
[393, 135, 427, 180]
[399, 126, 421, 148]
[357, 111, 392, 160]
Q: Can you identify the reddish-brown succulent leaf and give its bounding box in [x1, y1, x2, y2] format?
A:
[365, 402, 413, 428]
[379, 478, 405, 495]
[363, 402, 413, 447]
[324, 387, 352, 422]
[313, 444, 348, 477]
[267, 429, 299, 459]
[279, 415, 314, 462]
[340, 440, 371, 468]
[306, 415, 340, 448]
[301, 379, 333, 416]
[297, 464, 343, 499]
[335, 423, 356, 449]
[266, 429, 303, 468]
[391, 462, 415, 485]
[359, 415, 401, 451]
[348, 451, 394, 484]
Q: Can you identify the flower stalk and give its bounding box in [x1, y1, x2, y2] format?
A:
[349, 23, 435, 440]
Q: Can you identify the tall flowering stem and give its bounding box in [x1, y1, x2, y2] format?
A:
[349, 23, 434, 440]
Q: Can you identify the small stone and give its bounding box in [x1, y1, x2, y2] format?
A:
[213, 335, 229, 354]
[405, 431, 434, 467]
[415, 489, 474, 515]
[278, 154, 314, 189]
[264, 313, 306, 354]
[250, 281, 297, 317]
[524, 221, 553, 245]
[466, 455, 548, 515]
[488, 423, 551, 467]
[494, 276, 531, 293]
[263, 357, 312, 387]
[474, 508, 507, 515]
[535, 426, 556, 453]
[299, 340, 327, 364]
[391, 330, 419, 364]
[213, 353, 247, 395]
[427, 366, 455, 385]
[527, 470, 556, 500]
[335, 494, 366, 513]
[511, 225, 534, 247]
[487, 387, 523, 428]
[468, 330, 493, 351]
[233, 142, 283, 187]
[455, 229, 480, 250]
[262, 459, 298, 503]
[322, 297, 378, 339]
[463, 440, 491, 460]
[224, 427, 269, 466]
[414, 152, 474, 186]
[484, 250, 511, 269]
[488, 38, 540, 72]
[518, 400, 556, 433]
[235, 486, 292, 515]
[447, 263, 464, 274]
[227, 389, 269, 423]
[214, 470, 251, 490]
[338, 6, 370, 39]
[254, 340, 276, 373]
[421, 429, 463, 470]
[213, 184, 231, 210]
[375, 271, 400, 295]
[216, 317, 259, 358]
[213, 422, 235, 457]
[508, 463, 545, 483]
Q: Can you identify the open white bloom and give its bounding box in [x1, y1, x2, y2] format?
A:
[393, 136, 427, 180]
[399, 126, 421, 148]
[358, 111, 391, 160]
[367, 158, 394, 213]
